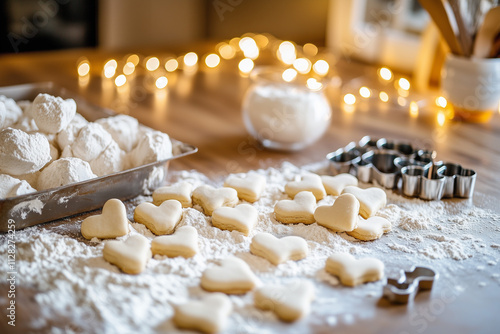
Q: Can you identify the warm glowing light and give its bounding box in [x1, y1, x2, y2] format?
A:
[229, 37, 241, 49]
[123, 62, 135, 75]
[278, 41, 296, 65]
[303, 43, 318, 57]
[437, 111, 446, 126]
[344, 93, 356, 105]
[205, 53, 221, 68]
[238, 58, 254, 74]
[398, 88, 410, 97]
[146, 57, 160, 71]
[105, 59, 117, 69]
[219, 43, 236, 59]
[379, 91, 389, 102]
[409, 101, 419, 117]
[115, 74, 126, 87]
[239, 37, 259, 59]
[254, 34, 269, 48]
[359, 86, 371, 98]
[104, 59, 117, 78]
[313, 60, 329, 76]
[155, 76, 168, 89]
[165, 58, 178, 72]
[397, 96, 407, 106]
[398, 78, 410, 91]
[306, 78, 323, 91]
[77, 62, 90, 76]
[184, 52, 198, 67]
[379, 67, 392, 81]
[293, 58, 312, 74]
[127, 54, 140, 66]
[282, 68, 297, 82]
[436, 96, 447, 108]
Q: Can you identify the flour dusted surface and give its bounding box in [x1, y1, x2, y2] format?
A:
[1, 162, 499, 333]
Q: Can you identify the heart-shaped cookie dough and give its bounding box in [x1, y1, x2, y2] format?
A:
[341, 186, 387, 218]
[173, 293, 232, 334]
[134, 200, 182, 235]
[200, 257, 260, 294]
[224, 173, 266, 202]
[152, 182, 193, 207]
[151, 225, 199, 258]
[347, 216, 392, 241]
[81, 198, 130, 239]
[325, 253, 384, 286]
[192, 185, 238, 216]
[254, 281, 315, 322]
[285, 174, 326, 200]
[321, 174, 358, 196]
[274, 191, 316, 224]
[102, 234, 152, 274]
[314, 193, 360, 232]
[212, 204, 258, 236]
[250, 233, 309, 265]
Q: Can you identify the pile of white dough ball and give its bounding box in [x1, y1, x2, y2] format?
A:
[0, 93, 173, 199]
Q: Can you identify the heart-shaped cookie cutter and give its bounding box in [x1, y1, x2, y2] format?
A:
[383, 266, 438, 304]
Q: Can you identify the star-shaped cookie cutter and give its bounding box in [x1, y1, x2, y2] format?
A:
[383, 266, 438, 304]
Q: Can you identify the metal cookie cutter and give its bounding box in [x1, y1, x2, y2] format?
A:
[360, 150, 402, 189]
[436, 162, 476, 198]
[401, 165, 446, 200]
[383, 266, 438, 304]
[326, 144, 361, 175]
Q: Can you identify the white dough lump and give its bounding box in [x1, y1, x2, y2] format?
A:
[38, 157, 96, 190]
[0, 128, 51, 175]
[96, 115, 139, 152]
[28, 93, 76, 133]
[128, 130, 172, 168]
[71, 123, 112, 162]
[0, 174, 36, 199]
[0, 95, 23, 128]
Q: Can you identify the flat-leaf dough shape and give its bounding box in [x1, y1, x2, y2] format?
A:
[285, 174, 326, 200]
[321, 174, 358, 196]
[341, 186, 387, 218]
[254, 281, 315, 322]
[152, 182, 193, 207]
[192, 185, 238, 216]
[314, 193, 360, 232]
[151, 225, 198, 258]
[224, 173, 266, 202]
[81, 198, 130, 239]
[173, 293, 232, 334]
[347, 216, 392, 241]
[274, 191, 316, 224]
[200, 257, 260, 294]
[133, 200, 182, 235]
[250, 232, 309, 265]
[212, 204, 258, 236]
[102, 234, 152, 274]
[325, 253, 384, 287]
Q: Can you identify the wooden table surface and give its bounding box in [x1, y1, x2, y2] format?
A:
[1, 46, 499, 333]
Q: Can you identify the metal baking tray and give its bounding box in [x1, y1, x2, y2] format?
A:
[0, 82, 197, 232]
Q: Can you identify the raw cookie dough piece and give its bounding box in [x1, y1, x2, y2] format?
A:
[173, 293, 232, 334]
[89, 140, 126, 177]
[192, 185, 238, 216]
[134, 200, 182, 235]
[38, 157, 96, 191]
[285, 174, 326, 200]
[151, 225, 198, 258]
[325, 253, 384, 287]
[321, 174, 358, 196]
[212, 204, 258, 236]
[128, 129, 172, 168]
[254, 281, 315, 322]
[28, 93, 76, 133]
[314, 193, 360, 232]
[250, 232, 309, 265]
[96, 114, 139, 152]
[341, 186, 387, 219]
[56, 113, 88, 149]
[223, 173, 266, 202]
[152, 182, 193, 207]
[274, 191, 316, 224]
[71, 123, 113, 162]
[102, 234, 151, 274]
[81, 198, 130, 239]
[0, 95, 23, 128]
[200, 257, 260, 294]
[0, 128, 51, 175]
[347, 216, 391, 241]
